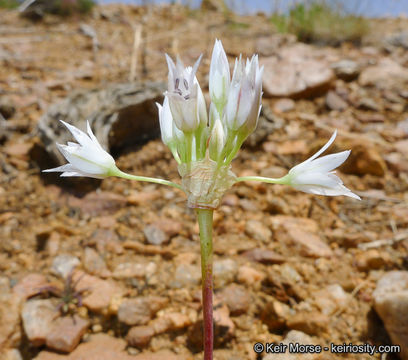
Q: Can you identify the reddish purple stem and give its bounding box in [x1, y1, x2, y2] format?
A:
[202, 264, 213, 360]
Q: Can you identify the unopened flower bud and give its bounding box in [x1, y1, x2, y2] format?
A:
[209, 39, 230, 112]
[209, 118, 225, 162]
[225, 55, 263, 136]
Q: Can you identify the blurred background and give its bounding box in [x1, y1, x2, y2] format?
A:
[0, 1, 407, 360]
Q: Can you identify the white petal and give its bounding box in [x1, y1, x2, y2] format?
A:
[294, 183, 361, 200]
[292, 151, 350, 177]
[305, 150, 350, 173]
[306, 130, 337, 163]
[43, 163, 76, 173]
[60, 120, 93, 148]
[158, 97, 174, 145]
[57, 144, 102, 174]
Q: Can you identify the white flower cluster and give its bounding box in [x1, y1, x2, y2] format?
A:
[157, 39, 263, 166]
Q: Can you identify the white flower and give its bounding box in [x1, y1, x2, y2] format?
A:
[284, 131, 360, 200]
[209, 39, 230, 111]
[165, 54, 207, 132]
[156, 96, 174, 146]
[225, 54, 263, 135]
[43, 120, 117, 179]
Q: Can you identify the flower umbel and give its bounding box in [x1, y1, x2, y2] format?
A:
[43, 120, 118, 179]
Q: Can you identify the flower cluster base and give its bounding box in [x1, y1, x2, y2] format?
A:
[178, 156, 236, 209]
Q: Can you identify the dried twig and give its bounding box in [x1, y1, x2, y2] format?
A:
[358, 232, 408, 250]
[129, 25, 143, 82]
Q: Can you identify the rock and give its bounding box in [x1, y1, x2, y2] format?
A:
[213, 259, 238, 288]
[341, 144, 387, 176]
[331, 60, 360, 81]
[325, 91, 348, 111]
[117, 296, 168, 326]
[245, 105, 282, 147]
[313, 284, 350, 315]
[0, 292, 21, 349]
[38, 82, 165, 166]
[0, 98, 16, 119]
[385, 31, 408, 50]
[112, 262, 157, 280]
[357, 97, 380, 112]
[45, 315, 90, 353]
[2, 349, 23, 360]
[83, 247, 111, 278]
[126, 325, 155, 348]
[356, 112, 385, 123]
[4, 143, 33, 159]
[68, 192, 127, 217]
[277, 139, 308, 156]
[150, 311, 191, 335]
[219, 284, 250, 316]
[12, 273, 49, 301]
[273, 216, 332, 258]
[359, 58, 408, 91]
[51, 255, 80, 279]
[245, 220, 272, 243]
[162, 312, 192, 331]
[261, 300, 292, 333]
[384, 152, 408, 175]
[263, 330, 318, 360]
[395, 139, 408, 154]
[373, 271, 408, 360]
[152, 218, 183, 238]
[72, 271, 125, 313]
[355, 249, 391, 271]
[286, 311, 329, 336]
[273, 98, 295, 113]
[143, 224, 168, 245]
[265, 195, 289, 214]
[242, 248, 286, 264]
[34, 333, 133, 360]
[237, 265, 266, 286]
[90, 228, 122, 254]
[262, 44, 334, 99]
[255, 34, 297, 57]
[21, 299, 58, 346]
[127, 190, 161, 206]
[188, 305, 234, 351]
[170, 263, 201, 288]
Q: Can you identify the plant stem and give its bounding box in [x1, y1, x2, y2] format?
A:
[113, 168, 183, 191]
[197, 208, 214, 360]
[235, 175, 289, 185]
